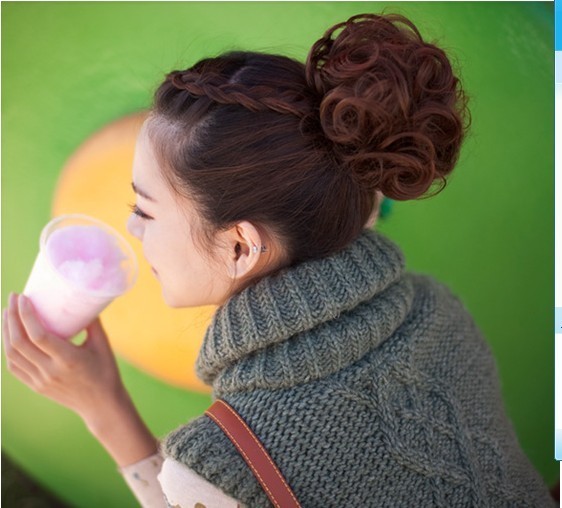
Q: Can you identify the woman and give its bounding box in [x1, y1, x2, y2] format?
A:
[3, 12, 555, 508]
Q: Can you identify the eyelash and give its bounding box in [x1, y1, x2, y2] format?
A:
[128, 202, 153, 220]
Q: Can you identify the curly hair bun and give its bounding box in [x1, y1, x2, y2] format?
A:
[305, 13, 471, 200]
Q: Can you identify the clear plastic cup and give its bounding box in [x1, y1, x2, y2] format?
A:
[23, 214, 138, 339]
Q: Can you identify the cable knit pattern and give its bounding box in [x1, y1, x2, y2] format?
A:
[161, 229, 555, 507]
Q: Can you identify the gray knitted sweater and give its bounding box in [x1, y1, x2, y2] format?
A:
[161, 228, 554, 507]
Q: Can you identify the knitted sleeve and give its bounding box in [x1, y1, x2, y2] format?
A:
[118, 451, 245, 507]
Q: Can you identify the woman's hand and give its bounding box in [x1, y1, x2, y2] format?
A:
[3, 293, 161, 468]
[2, 292, 125, 423]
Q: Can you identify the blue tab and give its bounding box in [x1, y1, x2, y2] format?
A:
[557, 53, 562, 84]
[558, 0, 562, 50]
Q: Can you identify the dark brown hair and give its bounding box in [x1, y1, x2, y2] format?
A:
[146, 12, 471, 296]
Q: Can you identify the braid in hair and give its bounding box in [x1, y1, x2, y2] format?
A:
[165, 70, 313, 119]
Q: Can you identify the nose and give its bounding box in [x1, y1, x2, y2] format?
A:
[126, 214, 144, 241]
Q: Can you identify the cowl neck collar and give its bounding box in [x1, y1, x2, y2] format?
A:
[195, 228, 415, 397]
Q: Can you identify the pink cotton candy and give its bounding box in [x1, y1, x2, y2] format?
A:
[45, 225, 128, 294]
[23, 215, 137, 339]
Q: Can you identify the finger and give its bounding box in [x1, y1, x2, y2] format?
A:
[4, 305, 49, 382]
[5, 348, 45, 384]
[3, 310, 42, 386]
[6, 357, 42, 392]
[83, 317, 110, 351]
[18, 295, 74, 362]
[7, 293, 29, 348]
[2, 318, 44, 378]
[2, 307, 13, 356]
[7, 293, 31, 342]
[8, 294, 52, 366]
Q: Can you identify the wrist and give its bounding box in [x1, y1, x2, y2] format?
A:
[82, 386, 160, 468]
[81, 385, 132, 436]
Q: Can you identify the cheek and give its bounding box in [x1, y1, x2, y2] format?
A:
[142, 225, 179, 272]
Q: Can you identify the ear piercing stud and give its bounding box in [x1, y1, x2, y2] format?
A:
[252, 245, 267, 254]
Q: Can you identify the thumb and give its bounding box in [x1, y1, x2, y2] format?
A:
[83, 317, 111, 352]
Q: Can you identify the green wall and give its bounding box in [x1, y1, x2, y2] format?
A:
[2, 2, 555, 506]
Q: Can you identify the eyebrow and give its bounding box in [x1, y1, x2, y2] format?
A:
[131, 182, 156, 202]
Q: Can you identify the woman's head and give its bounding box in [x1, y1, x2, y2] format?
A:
[127, 12, 470, 307]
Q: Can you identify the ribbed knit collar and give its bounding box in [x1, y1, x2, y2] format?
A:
[195, 228, 416, 397]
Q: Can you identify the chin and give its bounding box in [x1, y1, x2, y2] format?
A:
[162, 295, 190, 308]
[161, 288, 181, 308]
[162, 289, 210, 309]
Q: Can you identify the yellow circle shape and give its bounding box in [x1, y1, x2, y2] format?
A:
[52, 112, 215, 393]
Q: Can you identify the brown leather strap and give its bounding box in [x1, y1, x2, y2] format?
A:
[205, 399, 302, 508]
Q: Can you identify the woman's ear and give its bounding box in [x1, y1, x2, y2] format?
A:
[226, 221, 264, 279]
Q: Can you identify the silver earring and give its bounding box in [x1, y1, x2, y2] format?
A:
[252, 244, 267, 254]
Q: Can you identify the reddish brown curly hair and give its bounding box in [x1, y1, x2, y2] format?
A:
[306, 13, 471, 200]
